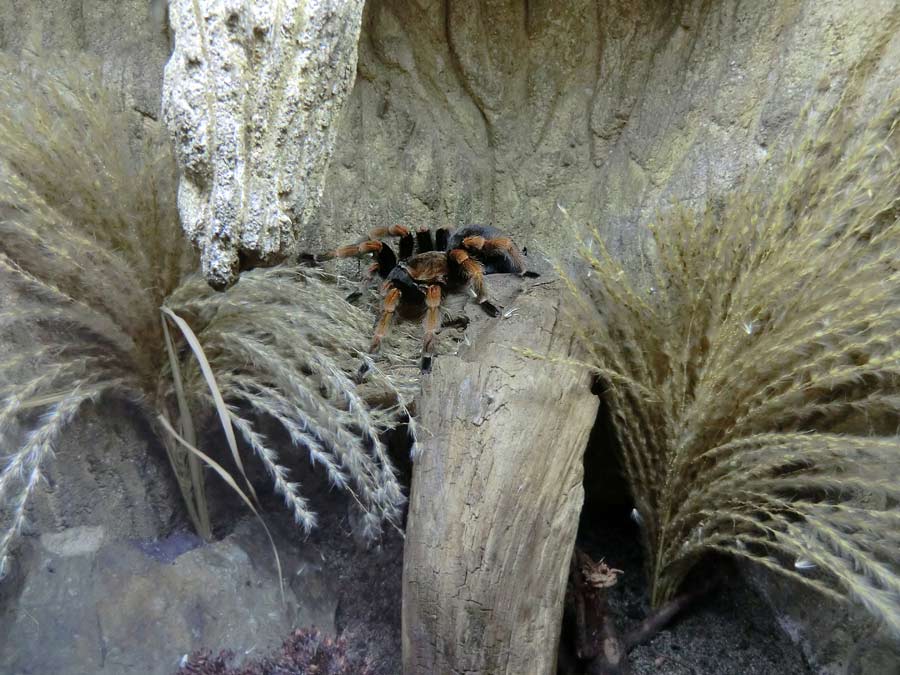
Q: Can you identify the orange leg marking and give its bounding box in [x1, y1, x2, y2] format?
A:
[462, 235, 527, 272]
[321, 240, 382, 261]
[462, 235, 486, 250]
[450, 249, 499, 316]
[450, 249, 487, 302]
[368, 224, 410, 239]
[371, 286, 401, 352]
[420, 284, 444, 371]
[422, 285, 443, 356]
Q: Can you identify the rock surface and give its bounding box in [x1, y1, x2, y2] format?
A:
[1, 0, 899, 673]
[162, 0, 366, 288]
[311, 0, 900, 267]
[748, 565, 900, 675]
[0, 519, 337, 675]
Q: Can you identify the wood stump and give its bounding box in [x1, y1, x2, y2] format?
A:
[402, 275, 599, 675]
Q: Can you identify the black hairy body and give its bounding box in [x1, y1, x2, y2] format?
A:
[315, 224, 537, 370]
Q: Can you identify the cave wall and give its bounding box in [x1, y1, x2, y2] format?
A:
[310, 0, 900, 266]
[1, 0, 899, 672]
[4, 0, 896, 258]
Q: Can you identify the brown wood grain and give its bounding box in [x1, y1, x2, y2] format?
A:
[402, 275, 598, 675]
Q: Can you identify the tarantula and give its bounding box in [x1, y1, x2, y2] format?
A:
[315, 224, 537, 371]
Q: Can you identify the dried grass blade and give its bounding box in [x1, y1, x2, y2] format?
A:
[161, 311, 211, 539]
[161, 305, 259, 506]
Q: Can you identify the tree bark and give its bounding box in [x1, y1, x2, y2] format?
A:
[402, 275, 599, 675]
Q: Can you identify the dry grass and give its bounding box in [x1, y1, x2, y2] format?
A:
[0, 55, 417, 570]
[556, 75, 900, 632]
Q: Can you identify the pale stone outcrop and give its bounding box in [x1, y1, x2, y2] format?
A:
[162, 0, 365, 288]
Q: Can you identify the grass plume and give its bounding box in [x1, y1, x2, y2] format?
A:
[557, 74, 900, 633]
[0, 55, 417, 568]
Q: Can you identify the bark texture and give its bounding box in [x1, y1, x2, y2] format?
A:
[402, 276, 599, 675]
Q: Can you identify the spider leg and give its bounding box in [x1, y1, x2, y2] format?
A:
[398, 232, 414, 259]
[416, 227, 435, 253]
[449, 249, 501, 317]
[318, 238, 398, 280]
[462, 234, 535, 275]
[368, 224, 410, 239]
[321, 225, 407, 262]
[371, 285, 401, 353]
[421, 284, 443, 372]
[319, 239, 383, 261]
[435, 227, 452, 251]
[369, 225, 415, 260]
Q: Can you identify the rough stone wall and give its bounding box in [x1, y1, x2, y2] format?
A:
[0, 0, 179, 555]
[0, 0, 171, 119]
[311, 0, 900, 266]
[4, 0, 897, 260]
[2, 0, 899, 672]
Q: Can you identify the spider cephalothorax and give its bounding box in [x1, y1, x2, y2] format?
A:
[315, 224, 537, 371]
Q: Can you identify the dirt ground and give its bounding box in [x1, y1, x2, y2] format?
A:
[312, 515, 811, 675]
[573, 509, 811, 675]
[244, 468, 810, 675]
[181, 401, 811, 675]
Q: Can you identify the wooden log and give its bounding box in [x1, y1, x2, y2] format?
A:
[402, 274, 599, 675]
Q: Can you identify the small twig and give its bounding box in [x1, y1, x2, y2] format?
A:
[572, 552, 595, 660]
[650, 651, 698, 675]
[623, 578, 717, 651]
[571, 548, 629, 675]
[568, 549, 715, 675]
